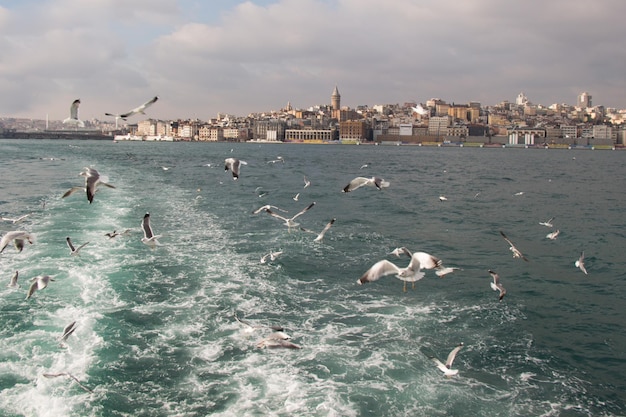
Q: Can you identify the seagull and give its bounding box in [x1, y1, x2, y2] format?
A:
[575, 251, 588, 275]
[252, 204, 288, 215]
[546, 230, 560, 240]
[389, 247, 412, 258]
[435, 266, 462, 278]
[500, 231, 529, 261]
[514, 192, 524, 196]
[42, 373, 93, 393]
[303, 176, 311, 188]
[141, 213, 162, 248]
[60, 321, 77, 345]
[293, 193, 300, 201]
[342, 177, 390, 193]
[0, 230, 34, 253]
[234, 312, 284, 334]
[260, 250, 283, 264]
[62, 99, 85, 128]
[1, 213, 31, 224]
[359, 164, 369, 169]
[263, 202, 316, 230]
[430, 343, 464, 377]
[488, 270, 506, 301]
[66, 237, 89, 256]
[539, 217, 555, 227]
[300, 218, 336, 242]
[7, 271, 19, 288]
[224, 157, 247, 180]
[105, 96, 159, 126]
[105, 229, 131, 239]
[412, 104, 428, 116]
[256, 332, 302, 349]
[439, 195, 448, 202]
[26, 275, 54, 299]
[62, 167, 116, 204]
[357, 251, 442, 292]
[267, 156, 284, 164]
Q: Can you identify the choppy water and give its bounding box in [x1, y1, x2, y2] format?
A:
[0, 139, 625, 417]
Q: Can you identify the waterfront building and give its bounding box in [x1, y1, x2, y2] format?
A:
[339, 120, 370, 142]
[578, 92, 592, 108]
[285, 128, 334, 142]
[428, 116, 452, 136]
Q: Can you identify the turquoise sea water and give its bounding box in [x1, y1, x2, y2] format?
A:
[0, 139, 625, 416]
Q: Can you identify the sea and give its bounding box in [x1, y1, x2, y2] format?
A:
[0, 138, 624, 417]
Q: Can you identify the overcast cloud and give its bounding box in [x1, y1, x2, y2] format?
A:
[1, 0, 624, 121]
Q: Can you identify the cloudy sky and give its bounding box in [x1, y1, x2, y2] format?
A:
[1, 0, 624, 121]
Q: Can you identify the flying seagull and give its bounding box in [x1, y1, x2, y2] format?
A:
[546, 230, 560, 240]
[499, 231, 529, 261]
[234, 312, 284, 334]
[252, 204, 288, 215]
[105, 229, 131, 239]
[105, 96, 159, 127]
[224, 157, 247, 180]
[42, 373, 93, 393]
[62, 99, 85, 128]
[539, 217, 555, 227]
[256, 331, 302, 349]
[575, 251, 588, 275]
[300, 218, 336, 242]
[141, 213, 162, 248]
[357, 251, 442, 292]
[1, 213, 31, 224]
[435, 266, 462, 278]
[430, 343, 464, 377]
[263, 202, 316, 230]
[412, 104, 429, 116]
[66, 237, 89, 256]
[488, 270, 506, 301]
[26, 275, 54, 299]
[303, 176, 311, 188]
[260, 250, 283, 264]
[0, 230, 34, 253]
[59, 321, 78, 347]
[62, 167, 116, 204]
[342, 176, 390, 193]
[7, 271, 19, 288]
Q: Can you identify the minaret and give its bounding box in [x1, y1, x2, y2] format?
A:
[331, 86, 340, 111]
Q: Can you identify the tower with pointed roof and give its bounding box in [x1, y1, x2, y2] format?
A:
[331, 86, 340, 111]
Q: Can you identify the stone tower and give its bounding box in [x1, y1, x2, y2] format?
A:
[331, 86, 340, 111]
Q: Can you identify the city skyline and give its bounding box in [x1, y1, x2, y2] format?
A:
[1, 0, 625, 122]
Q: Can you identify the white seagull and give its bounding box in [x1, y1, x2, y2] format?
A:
[66, 237, 89, 256]
[60, 321, 78, 346]
[105, 96, 159, 124]
[575, 251, 588, 275]
[342, 176, 390, 193]
[500, 231, 529, 261]
[303, 176, 311, 188]
[430, 343, 464, 377]
[252, 204, 288, 215]
[293, 193, 300, 201]
[256, 332, 302, 349]
[105, 229, 131, 239]
[63, 99, 85, 128]
[141, 213, 162, 248]
[224, 158, 247, 180]
[263, 202, 316, 230]
[539, 217, 555, 227]
[435, 266, 462, 278]
[8, 271, 19, 288]
[546, 230, 560, 240]
[412, 104, 429, 116]
[488, 270, 506, 301]
[300, 218, 336, 242]
[62, 167, 116, 204]
[357, 251, 442, 292]
[42, 373, 93, 393]
[234, 312, 284, 334]
[439, 195, 448, 202]
[260, 250, 283, 264]
[1, 213, 31, 224]
[26, 275, 54, 299]
[0, 230, 34, 253]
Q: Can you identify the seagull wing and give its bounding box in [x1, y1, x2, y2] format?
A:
[121, 96, 159, 117]
[313, 218, 335, 242]
[445, 344, 464, 368]
[62, 186, 84, 199]
[290, 202, 315, 221]
[66, 237, 76, 252]
[142, 213, 154, 239]
[357, 260, 402, 284]
[342, 177, 370, 193]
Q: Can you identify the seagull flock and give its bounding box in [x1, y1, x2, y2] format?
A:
[0, 122, 595, 387]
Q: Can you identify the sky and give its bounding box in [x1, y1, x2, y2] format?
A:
[1, 0, 625, 122]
